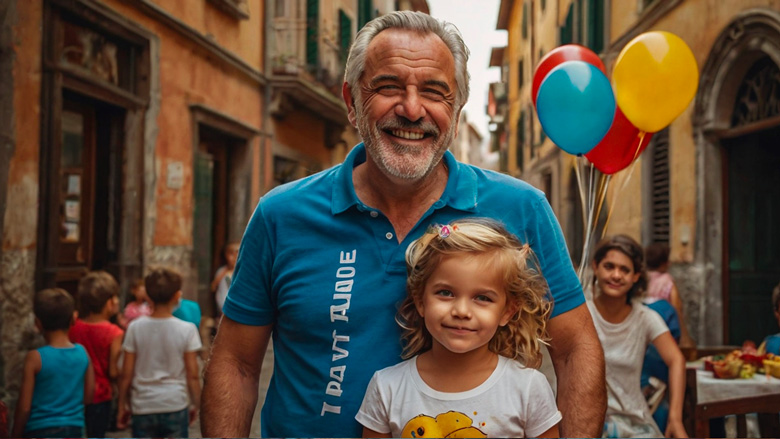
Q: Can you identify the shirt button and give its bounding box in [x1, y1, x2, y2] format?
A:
[385, 232, 393, 240]
[370, 211, 378, 218]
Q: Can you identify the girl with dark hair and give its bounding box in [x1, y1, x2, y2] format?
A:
[589, 235, 688, 438]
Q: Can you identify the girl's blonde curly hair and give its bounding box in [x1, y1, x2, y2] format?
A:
[396, 218, 552, 368]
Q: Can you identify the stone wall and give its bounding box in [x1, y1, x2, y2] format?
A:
[0, 249, 41, 405]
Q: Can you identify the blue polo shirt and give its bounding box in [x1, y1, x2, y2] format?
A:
[223, 143, 584, 438]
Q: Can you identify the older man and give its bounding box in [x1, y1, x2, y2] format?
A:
[202, 11, 605, 438]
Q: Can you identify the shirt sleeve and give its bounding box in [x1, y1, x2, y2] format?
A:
[222, 201, 277, 326]
[121, 324, 136, 353]
[527, 194, 585, 318]
[185, 324, 203, 352]
[523, 371, 563, 438]
[354, 372, 391, 434]
[644, 307, 671, 343]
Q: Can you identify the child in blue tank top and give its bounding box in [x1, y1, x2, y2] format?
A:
[12, 288, 95, 438]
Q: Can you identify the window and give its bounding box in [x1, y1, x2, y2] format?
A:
[522, 2, 529, 39]
[542, 171, 553, 205]
[517, 59, 524, 88]
[516, 111, 526, 170]
[339, 9, 352, 64]
[358, 0, 374, 29]
[586, 0, 605, 53]
[306, 0, 319, 71]
[649, 129, 670, 243]
[560, 4, 573, 45]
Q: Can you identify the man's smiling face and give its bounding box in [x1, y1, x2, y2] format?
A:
[353, 28, 459, 182]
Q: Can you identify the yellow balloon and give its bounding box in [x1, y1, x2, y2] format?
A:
[613, 31, 699, 133]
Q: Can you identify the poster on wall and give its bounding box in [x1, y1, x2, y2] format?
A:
[66, 174, 81, 196]
[65, 200, 80, 221]
[63, 222, 80, 242]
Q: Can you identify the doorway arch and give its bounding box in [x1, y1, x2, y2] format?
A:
[693, 8, 780, 344]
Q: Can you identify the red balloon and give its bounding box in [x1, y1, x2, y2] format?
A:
[532, 45, 606, 107]
[585, 107, 653, 175]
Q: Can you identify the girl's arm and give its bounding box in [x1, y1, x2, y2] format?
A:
[11, 350, 41, 437]
[117, 351, 135, 430]
[362, 426, 392, 438]
[653, 331, 689, 438]
[537, 423, 560, 438]
[84, 359, 95, 404]
[184, 350, 201, 425]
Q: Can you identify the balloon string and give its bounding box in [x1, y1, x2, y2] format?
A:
[577, 161, 596, 283]
[578, 170, 608, 283]
[574, 156, 587, 230]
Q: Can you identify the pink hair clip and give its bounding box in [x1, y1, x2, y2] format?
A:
[438, 224, 458, 239]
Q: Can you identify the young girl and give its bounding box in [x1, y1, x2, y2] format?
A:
[588, 235, 688, 438]
[356, 218, 561, 438]
[121, 278, 151, 329]
[211, 242, 240, 315]
[644, 243, 695, 348]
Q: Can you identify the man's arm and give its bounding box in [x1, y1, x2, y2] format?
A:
[201, 316, 272, 437]
[547, 303, 606, 438]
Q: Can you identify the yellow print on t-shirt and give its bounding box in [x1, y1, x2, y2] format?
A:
[401, 410, 487, 438]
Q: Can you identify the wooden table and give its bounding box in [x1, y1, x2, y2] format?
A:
[684, 367, 780, 437]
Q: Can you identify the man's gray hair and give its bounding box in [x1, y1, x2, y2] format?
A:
[344, 10, 470, 111]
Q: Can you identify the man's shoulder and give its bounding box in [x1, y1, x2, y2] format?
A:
[462, 164, 546, 200]
[261, 165, 341, 204]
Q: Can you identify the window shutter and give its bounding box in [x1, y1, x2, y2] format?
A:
[560, 4, 573, 45]
[306, 0, 319, 70]
[517, 110, 526, 170]
[358, 0, 373, 29]
[650, 129, 670, 243]
[339, 10, 352, 64]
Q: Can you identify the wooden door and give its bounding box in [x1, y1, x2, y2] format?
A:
[193, 130, 230, 317]
[723, 125, 780, 344]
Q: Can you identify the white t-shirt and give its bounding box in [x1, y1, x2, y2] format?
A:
[215, 273, 232, 313]
[356, 355, 561, 438]
[587, 300, 668, 437]
[122, 316, 202, 414]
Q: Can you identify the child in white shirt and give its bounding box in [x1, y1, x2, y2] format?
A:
[356, 218, 561, 438]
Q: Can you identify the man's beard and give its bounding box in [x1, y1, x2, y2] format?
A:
[355, 101, 456, 182]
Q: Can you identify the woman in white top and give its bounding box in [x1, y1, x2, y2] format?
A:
[588, 235, 688, 438]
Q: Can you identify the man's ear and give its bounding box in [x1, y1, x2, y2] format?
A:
[71, 311, 78, 326]
[34, 317, 43, 333]
[342, 82, 357, 127]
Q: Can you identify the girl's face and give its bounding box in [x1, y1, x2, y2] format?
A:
[225, 244, 239, 268]
[592, 249, 640, 299]
[416, 253, 516, 355]
[134, 286, 148, 303]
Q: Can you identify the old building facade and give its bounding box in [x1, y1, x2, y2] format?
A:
[491, 0, 780, 346]
[0, 0, 429, 409]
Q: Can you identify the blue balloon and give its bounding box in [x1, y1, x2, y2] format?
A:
[535, 60, 616, 155]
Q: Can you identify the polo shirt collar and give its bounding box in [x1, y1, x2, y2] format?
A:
[331, 143, 478, 215]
